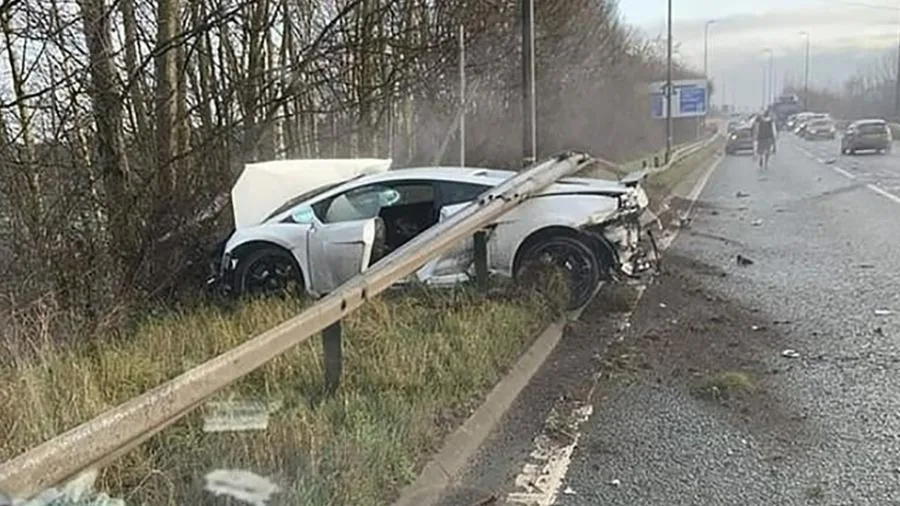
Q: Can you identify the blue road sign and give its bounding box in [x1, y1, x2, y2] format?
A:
[679, 85, 706, 115]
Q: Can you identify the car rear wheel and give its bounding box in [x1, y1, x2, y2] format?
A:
[235, 246, 304, 298]
[515, 234, 601, 311]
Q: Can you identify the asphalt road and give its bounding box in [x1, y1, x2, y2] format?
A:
[793, 135, 900, 195]
[438, 132, 900, 505]
[552, 134, 900, 505]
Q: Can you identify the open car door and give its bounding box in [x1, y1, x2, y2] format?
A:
[415, 202, 478, 284]
[306, 218, 379, 295]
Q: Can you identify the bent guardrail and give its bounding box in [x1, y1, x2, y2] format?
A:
[0, 151, 597, 501]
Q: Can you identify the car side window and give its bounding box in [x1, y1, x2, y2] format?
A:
[439, 181, 491, 206]
[312, 182, 435, 223]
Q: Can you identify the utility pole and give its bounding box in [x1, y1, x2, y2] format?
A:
[762, 48, 773, 109]
[459, 24, 466, 167]
[894, 28, 900, 119]
[665, 0, 673, 162]
[800, 32, 810, 110]
[521, 0, 536, 166]
[703, 20, 715, 126]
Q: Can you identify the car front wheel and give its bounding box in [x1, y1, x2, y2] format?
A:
[234, 246, 305, 298]
[516, 234, 601, 311]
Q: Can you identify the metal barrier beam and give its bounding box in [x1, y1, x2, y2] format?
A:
[0, 151, 595, 501]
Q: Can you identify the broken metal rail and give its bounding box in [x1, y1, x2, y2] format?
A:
[0, 151, 598, 502]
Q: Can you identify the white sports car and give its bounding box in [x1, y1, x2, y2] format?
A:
[211, 157, 657, 309]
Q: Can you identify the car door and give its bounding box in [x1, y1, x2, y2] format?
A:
[305, 184, 400, 294]
[415, 181, 493, 283]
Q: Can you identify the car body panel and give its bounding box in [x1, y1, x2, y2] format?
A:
[726, 127, 754, 153]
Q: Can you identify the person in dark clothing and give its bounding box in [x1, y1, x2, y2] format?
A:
[752, 110, 777, 168]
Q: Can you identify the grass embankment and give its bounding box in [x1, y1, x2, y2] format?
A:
[643, 137, 724, 203]
[0, 285, 562, 505]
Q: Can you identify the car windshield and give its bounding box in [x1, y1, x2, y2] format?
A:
[810, 120, 831, 127]
[262, 180, 347, 222]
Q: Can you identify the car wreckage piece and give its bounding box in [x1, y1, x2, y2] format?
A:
[208, 157, 659, 309]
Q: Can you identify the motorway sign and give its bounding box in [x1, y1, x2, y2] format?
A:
[648, 79, 708, 119]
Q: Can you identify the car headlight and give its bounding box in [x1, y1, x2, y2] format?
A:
[618, 192, 640, 210]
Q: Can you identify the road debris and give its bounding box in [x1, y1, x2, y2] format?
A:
[563, 487, 577, 495]
[751, 219, 763, 226]
[659, 303, 667, 308]
[609, 479, 621, 487]
[736, 191, 751, 198]
[856, 263, 875, 269]
[824, 158, 836, 165]
[874, 309, 894, 316]
[781, 349, 801, 359]
[736, 254, 755, 266]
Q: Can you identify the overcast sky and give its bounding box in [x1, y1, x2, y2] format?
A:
[618, 0, 899, 109]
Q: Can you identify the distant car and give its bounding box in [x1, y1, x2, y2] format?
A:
[804, 117, 836, 140]
[725, 125, 754, 155]
[841, 119, 892, 155]
[211, 158, 658, 310]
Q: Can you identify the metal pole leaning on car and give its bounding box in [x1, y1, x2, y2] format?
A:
[521, 0, 537, 167]
[665, 0, 673, 163]
[0, 151, 596, 502]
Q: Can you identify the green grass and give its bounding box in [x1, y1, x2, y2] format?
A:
[644, 138, 724, 201]
[694, 370, 755, 401]
[0, 285, 562, 505]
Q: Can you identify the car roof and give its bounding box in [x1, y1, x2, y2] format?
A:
[852, 119, 886, 126]
[358, 166, 517, 186]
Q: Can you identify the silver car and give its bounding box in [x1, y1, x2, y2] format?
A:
[212, 158, 657, 309]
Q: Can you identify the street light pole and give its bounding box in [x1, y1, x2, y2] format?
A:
[800, 31, 810, 110]
[762, 48, 773, 109]
[459, 24, 466, 167]
[665, 0, 673, 162]
[703, 20, 715, 123]
[521, 0, 536, 167]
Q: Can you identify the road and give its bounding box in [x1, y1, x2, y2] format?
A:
[436, 133, 900, 505]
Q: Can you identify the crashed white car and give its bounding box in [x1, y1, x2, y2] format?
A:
[211, 157, 656, 309]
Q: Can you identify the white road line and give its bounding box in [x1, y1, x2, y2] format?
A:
[866, 183, 900, 205]
[504, 154, 725, 506]
[831, 166, 856, 180]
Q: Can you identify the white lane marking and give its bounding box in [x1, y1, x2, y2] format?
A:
[504, 154, 725, 506]
[831, 166, 856, 180]
[866, 183, 900, 205]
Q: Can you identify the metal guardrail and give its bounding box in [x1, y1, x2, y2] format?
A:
[0, 151, 598, 501]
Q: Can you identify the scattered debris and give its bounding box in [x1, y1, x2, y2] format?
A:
[781, 349, 801, 359]
[875, 327, 884, 335]
[609, 479, 621, 487]
[751, 325, 767, 331]
[710, 209, 720, 215]
[736, 254, 755, 266]
[856, 263, 876, 269]
[751, 219, 763, 226]
[563, 487, 577, 495]
[204, 469, 281, 506]
[824, 158, 836, 165]
[736, 191, 751, 198]
[659, 303, 667, 308]
[875, 309, 894, 316]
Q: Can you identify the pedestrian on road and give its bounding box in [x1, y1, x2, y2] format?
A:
[752, 109, 777, 169]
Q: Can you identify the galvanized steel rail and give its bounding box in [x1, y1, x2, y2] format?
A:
[0, 151, 597, 501]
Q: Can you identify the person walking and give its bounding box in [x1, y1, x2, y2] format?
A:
[752, 109, 777, 170]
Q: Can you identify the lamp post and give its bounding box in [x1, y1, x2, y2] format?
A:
[799, 31, 810, 110]
[703, 20, 715, 123]
[665, 0, 673, 162]
[521, 0, 536, 166]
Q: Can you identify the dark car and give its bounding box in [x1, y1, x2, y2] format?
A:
[841, 119, 892, 155]
[726, 125, 754, 155]
[804, 117, 836, 140]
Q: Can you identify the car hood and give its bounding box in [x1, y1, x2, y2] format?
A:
[543, 176, 635, 196]
[231, 158, 392, 229]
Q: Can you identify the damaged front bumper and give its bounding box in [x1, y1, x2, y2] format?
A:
[584, 206, 660, 280]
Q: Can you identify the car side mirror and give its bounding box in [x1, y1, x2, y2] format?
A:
[289, 205, 316, 224]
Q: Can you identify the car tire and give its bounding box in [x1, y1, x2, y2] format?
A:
[234, 246, 305, 298]
[515, 234, 601, 311]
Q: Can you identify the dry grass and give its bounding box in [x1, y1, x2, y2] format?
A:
[0, 285, 559, 505]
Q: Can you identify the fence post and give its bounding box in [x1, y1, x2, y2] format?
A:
[322, 321, 342, 395]
[473, 230, 489, 291]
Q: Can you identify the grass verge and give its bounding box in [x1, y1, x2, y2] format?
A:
[0, 284, 562, 505]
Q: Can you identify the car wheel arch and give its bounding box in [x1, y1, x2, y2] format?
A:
[511, 225, 616, 277]
[230, 240, 308, 293]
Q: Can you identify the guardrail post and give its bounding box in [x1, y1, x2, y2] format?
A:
[322, 321, 342, 395]
[473, 230, 489, 291]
